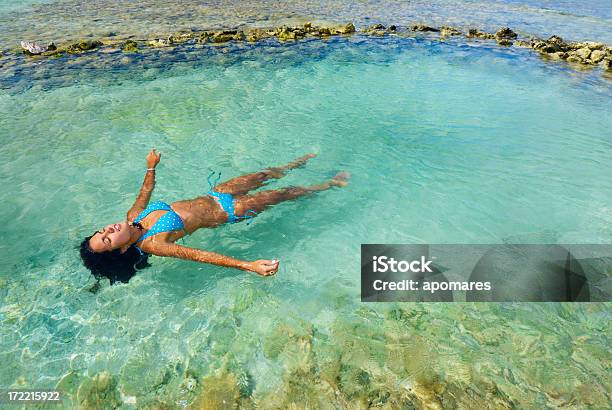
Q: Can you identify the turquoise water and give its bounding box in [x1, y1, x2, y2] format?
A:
[1, 3, 612, 409]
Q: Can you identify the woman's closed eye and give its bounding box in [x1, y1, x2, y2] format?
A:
[98, 229, 111, 245]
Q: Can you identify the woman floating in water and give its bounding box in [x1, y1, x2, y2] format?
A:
[80, 149, 349, 282]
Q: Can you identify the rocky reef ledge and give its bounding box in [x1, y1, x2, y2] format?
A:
[8, 21, 612, 76]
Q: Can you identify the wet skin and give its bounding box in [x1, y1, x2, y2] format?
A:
[88, 150, 349, 276]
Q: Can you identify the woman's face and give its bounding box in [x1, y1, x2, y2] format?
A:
[88, 221, 133, 253]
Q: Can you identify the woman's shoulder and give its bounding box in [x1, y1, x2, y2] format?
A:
[136, 235, 177, 255]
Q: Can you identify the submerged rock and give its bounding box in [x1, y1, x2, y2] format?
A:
[568, 41, 604, 51]
[245, 28, 269, 42]
[192, 370, 240, 409]
[366, 23, 385, 30]
[168, 33, 194, 44]
[467, 29, 495, 39]
[148, 37, 173, 47]
[513, 40, 532, 48]
[363, 24, 387, 36]
[548, 35, 565, 45]
[495, 27, 518, 39]
[65, 39, 102, 54]
[586, 42, 605, 50]
[496, 38, 513, 47]
[369, 30, 386, 37]
[333, 22, 356, 34]
[565, 54, 583, 63]
[76, 371, 121, 409]
[532, 41, 554, 53]
[532, 35, 570, 54]
[528, 34, 611, 66]
[299, 22, 354, 37]
[245, 22, 352, 42]
[573, 47, 592, 60]
[275, 26, 307, 41]
[21, 41, 56, 55]
[317, 26, 332, 36]
[410, 24, 439, 32]
[211, 30, 240, 43]
[546, 51, 568, 60]
[440, 26, 462, 36]
[10, 21, 611, 77]
[277, 28, 298, 41]
[77, 39, 101, 50]
[589, 49, 606, 64]
[121, 40, 138, 53]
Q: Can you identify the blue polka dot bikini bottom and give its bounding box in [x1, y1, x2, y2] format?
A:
[206, 169, 257, 224]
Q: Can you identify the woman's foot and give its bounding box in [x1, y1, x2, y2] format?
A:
[330, 171, 351, 187]
[265, 153, 317, 178]
[282, 153, 317, 170]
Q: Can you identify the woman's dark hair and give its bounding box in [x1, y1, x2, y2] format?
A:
[79, 233, 150, 284]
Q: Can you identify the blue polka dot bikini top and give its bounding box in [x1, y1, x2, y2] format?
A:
[132, 201, 185, 251]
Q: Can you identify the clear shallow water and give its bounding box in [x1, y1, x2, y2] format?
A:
[1, 29, 611, 410]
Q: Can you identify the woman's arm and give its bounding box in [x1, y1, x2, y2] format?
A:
[127, 149, 161, 221]
[143, 241, 280, 276]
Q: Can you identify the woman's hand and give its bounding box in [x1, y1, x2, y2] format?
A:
[146, 148, 161, 169]
[249, 259, 280, 276]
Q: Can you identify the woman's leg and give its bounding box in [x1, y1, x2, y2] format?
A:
[214, 153, 316, 196]
[233, 172, 350, 217]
